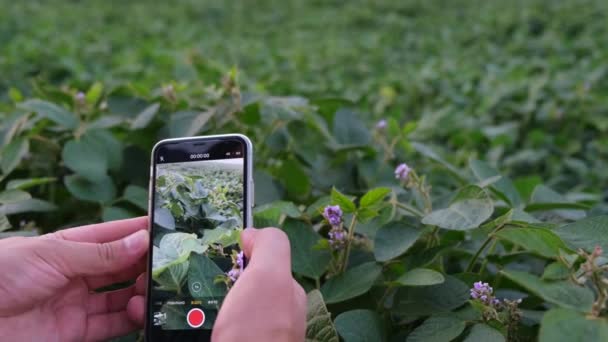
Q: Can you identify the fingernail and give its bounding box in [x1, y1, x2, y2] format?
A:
[124, 230, 148, 254]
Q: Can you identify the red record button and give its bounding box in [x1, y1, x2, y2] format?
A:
[187, 308, 205, 328]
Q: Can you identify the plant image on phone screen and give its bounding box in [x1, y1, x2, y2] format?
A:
[146, 136, 251, 341]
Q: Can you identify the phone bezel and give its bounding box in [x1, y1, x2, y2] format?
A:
[144, 134, 253, 341]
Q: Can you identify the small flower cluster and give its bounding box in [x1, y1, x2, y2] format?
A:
[376, 119, 387, 130]
[226, 250, 245, 283]
[323, 205, 346, 250]
[395, 163, 411, 182]
[470, 281, 501, 307]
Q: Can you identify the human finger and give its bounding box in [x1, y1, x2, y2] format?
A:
[87, 286, 136, 315]
[85, 258, 147, 290]
[48, 217, 148, 243]
[126, 295, 146, 326]
[40, 229, 148, 277]
[85, 311, 138, 341]
[241, 227, 292, 275]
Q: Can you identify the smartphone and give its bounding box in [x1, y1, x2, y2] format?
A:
[145, 134, 253, 342]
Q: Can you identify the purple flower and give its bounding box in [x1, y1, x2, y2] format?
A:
[395, 163, 411, 181]
[235, 251, 244, 271]
[470, 281, 496, 306]
[323, 205, 343, 227]
[75, 92, 85, 102]
[376, 119, 387, 130]
[227, 268, 241, 282]
[328, 227, 347, 250]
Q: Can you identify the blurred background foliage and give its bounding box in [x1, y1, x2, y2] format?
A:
[1, 0, 608, 340]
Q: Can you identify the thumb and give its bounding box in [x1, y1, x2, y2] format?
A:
[41, 229, 149, 277]
[241, 227, 292, 275]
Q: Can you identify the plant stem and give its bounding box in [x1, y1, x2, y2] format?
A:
[341, 213, 358, 273]
[315, 277, 320, 290]
[466, 235, 495, 273]
[479, 239, 498, 276]
[394, 201, 425, 218]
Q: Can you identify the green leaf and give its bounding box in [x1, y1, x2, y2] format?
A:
[253, 201, 301, 227]
[200, 227, 240, 247]
[0, 198, 56, 215]
[86, 82, 104, 104]
[463, 323, 505, 342]
[422, 185, 494, 230]
[392, 276, 470, 316]
[131, 102, 160, 129]
[321, 262, 381, 304]
[554, 216, 608, 254]
[62, 139, 108, 181]
[124, 185, 148, 210]
[6, 177, 56, 190]
[501, 270, 594, 312]
[283, 219, 331, 279]
[152, 232, 206, 276]
[330, 187, 356, 213]
[332, 109, 371, 147]
[102, 206, 133, 222]
[493, 227, 570, 258]
[335, 310, 385, 342]
[406, 316, 466, 342]
[169, 110, 214, 137]
[470, 159, 522, 207]
[277, 159, 311, 198]
[394, 268, 445, 287]
[359, 187, 391, 209]
[528, 185, 586, 220]
[1, 137, 29, 175]
[64, 174, 116, 203]
[412, 142, 462, 179]
[542, 262, 570, 280]
[374, 221, 422, 262]
[0, 215, 11, 232]
[154, 260, 189, 292]
[188, 254, 226, 307]
[18, 99, 79, 129]
[81, 130, 123, 171]
[0, 189, 31, 204]
[305, 290, 339, 342]
[154, 207, 175, 230]
[539, 308, 608, 342]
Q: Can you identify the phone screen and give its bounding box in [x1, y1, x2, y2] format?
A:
[147, 137, 249, 341]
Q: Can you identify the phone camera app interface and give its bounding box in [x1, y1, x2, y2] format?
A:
[150, 140, 245, 331]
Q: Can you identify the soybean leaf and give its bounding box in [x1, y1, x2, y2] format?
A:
[102, 206, 133, 222]
[1, 137, 29, 175]
[392, 276, 470, 316]
[335, 310, 385, 342]
[412, 142, 463, 180]
[64, 174, 116, 203]
[62, 139, 108, 181]
[155, 207, 175, 230]
[277, 159, 311, 198]
[493, 227, 570, 258]
[406, 316, 466, 342]
[542, 262, 570, 281]
[188, 254, 226, 306]
[305, 290, 340, 342]
[470, 159, 521, 207]
[554, 216, 608, 254]
[463, 323, 505, 342]
[0, 189, 31, 204]
[394, 268, 445, 287]
[321, 262, 381, 304]
[85, 82, 103, 104]
[18, 99, 79, 129]
[131, 102, 160, 129]
[374, 221, 422, 262]
[154, 261, 189, 292]
[330, 187, 356, 213]
[0, 215, 11, 232]
[422, 185, 493, 230]
[124, 185, 148, 210]
[360, 187, 391, 209]
[152, 232, 207, 276]
[332, 109, 371, 148]
[539, 308, 608, 342]
[0, 198, 56, 215]
[6, 177, 56, 190]
[253, 201, 301, 227]
[83, 130, 123, 171]
[501, 270, 594, 312]
[528, 185, 586, 220]
[201, 227, 240, 247]
[283, 219, 330, 279]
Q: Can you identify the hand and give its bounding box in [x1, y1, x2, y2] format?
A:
[0, 217, 149, 342]
[212, 228, 307, 342]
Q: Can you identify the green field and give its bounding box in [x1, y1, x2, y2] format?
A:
[1, 0, 608, 341]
